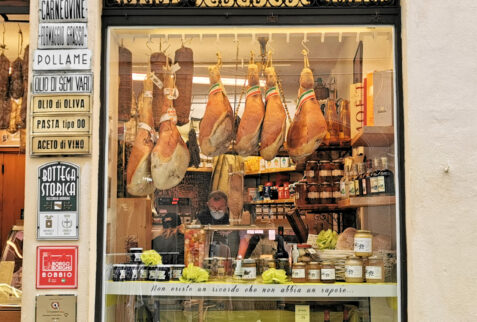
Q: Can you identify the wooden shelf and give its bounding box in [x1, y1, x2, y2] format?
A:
[351, 126, 394, 147]
[295, 203, 339, 211]
[186, 167, 213, 173]
[337, 195, 396, 208]
[246, 198, 295, 205]
[245, 166, 297, 176]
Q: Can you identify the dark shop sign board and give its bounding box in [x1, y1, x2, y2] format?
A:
[32, 135, 90, 155]
[37, 161, 79, 240]
[32, 114, 91, 134]
[33, 49, 91, 71]
[36, 294, 77, 322]
[39, 0, 87, 23]
[32, 94, 91, 114]
[38, 23, 88, 49]
[32, 73, 92, 94]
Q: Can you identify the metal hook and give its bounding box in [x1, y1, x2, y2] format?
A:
[216, 52, 222, 69]
[146, 35, 154, 53]
[249, 51, 255, 64]
[17, 24, 23, 57]
[301, 39, 310, 55]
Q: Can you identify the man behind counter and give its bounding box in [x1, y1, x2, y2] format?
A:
[197, 190, 230, 225]
[196, 190, 239, 257]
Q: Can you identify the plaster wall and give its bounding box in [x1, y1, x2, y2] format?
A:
[402, 0, 477, 320]
[21, 1, 102, 321]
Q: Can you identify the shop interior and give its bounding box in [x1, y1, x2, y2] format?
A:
[105, 25, 398, 321]
[0, 14, 29, 322]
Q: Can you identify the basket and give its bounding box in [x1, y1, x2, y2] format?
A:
[316, 249, 396, 282]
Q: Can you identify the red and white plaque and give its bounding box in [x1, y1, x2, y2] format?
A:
[36, 246, 78, 289]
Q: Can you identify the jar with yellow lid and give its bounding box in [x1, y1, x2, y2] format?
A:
[345, 256, 364, 283]
[365, 256, 385, 283]
[291, 262, 307, 283]
[354, 230, 373, 257]
[320, 261, 336, 283]
[306, 262, 321, 282]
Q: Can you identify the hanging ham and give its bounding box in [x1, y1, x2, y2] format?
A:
[174, 46, 194, 126]
[198, 64, 234, 156]
[286, 64, 327, 161]
[260, 66, 287, 161]
[151, 71, 190, 190]
[234, 63, 265, 156]
[126, 78, 155, 196]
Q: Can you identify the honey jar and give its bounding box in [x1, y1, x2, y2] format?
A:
[354, 230, 373, 257]
[291, 262, 307, 283]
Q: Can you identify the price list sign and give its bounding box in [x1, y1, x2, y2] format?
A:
[32, 0, 91, 156]
[37, 162, 79, 240]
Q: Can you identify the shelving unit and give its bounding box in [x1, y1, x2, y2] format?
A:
[105, 281, 397, 298]
[337, 195, 396, 208]
[295, 203, 340, 211]
[245, 166, 297, 176]
[186, 167, 213, 173]
[351, 126, 394, 147]
[246, 198, 295, 205]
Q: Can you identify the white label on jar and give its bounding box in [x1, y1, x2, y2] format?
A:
[365, 266, 383, 280]
[320, 191, 332, 198]
[307, 170, 315, 178]
[321, 268, 335, 280]
[362, 179, 367, 195]
[319, 170, 332, 177]
[140, 268, 148, 279]
[172, 269, 182, 279]
[370, 177, 379, 193]
[340, 181, 346, 196]
[292, 268, 306, 278]
[133, 253, 142, 262]
[348, 181, 356, 195]
[157, 271, 166, 280]
[307, 269, 320, 280]
[332, 170, 343, 177]
[242, 267, 256, 279]
[378, 176, 386, 192]
[345, 265, 363, 278]
[119, 269, 126, 280]
[307, 192, 318, 199]
[333, 191, 341, 199]
[131, 268, 138, 280]
[149, 270, 158, 279]
[354, 237, 372, 253]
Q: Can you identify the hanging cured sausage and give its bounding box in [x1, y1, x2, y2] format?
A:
[260, 64, 287, 161]
[0, 53, 10, 130]
[126, 78, 155, 196]
[19, 45, 29, 129]
[150, 52, 169, 130]
[174, 46, 194, 126]
[286, 51, 327, 161]
[234, 59, 265, 157]
[198, 56, 234, 156]
[151, 69, 190, 190]
[118, 46, 132, 122]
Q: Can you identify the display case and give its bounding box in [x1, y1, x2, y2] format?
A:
[102, 24, 400, 321]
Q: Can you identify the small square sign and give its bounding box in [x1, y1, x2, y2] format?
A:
[36, 246, 78, 289]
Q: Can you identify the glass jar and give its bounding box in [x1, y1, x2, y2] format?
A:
[129, 247, 143, 263]
[112, 264, 126, 282]
[292, 262, 307, 283]
[242, 259, 257, 281]
[332, 182, 341, 202]
[319, 160, 333, 182]
[320, 182, 333, 204]
[216, 257, 226, 280]
[332, 159, 344, 182]
[306, 262, 321, 282]
[124, 264, 139, 281]
[320, 261, 336, 283]
[365, 256, 385, 283]
[138, 264, 148, 281]
[354, 230, 373, 257]
[307, 183, 320, 204]
[306, 161, 319, 183]
[345, 256, 364, 283]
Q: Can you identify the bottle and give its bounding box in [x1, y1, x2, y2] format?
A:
[348, 165, 356, 197]
[357, 163, 366, 196]
[325, 99, 340, 144]
[339, 99, 351, 144]
[274, 226, 289, 260]
[340, 166, 349, 199]
[292, 244, 299, 264]
[353, 164, 361, 197]
[380, 156, 395, 195]
[369, 158, 380, 195]
[362, 160, 373, 196]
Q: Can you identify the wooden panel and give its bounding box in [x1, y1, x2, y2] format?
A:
[114, 198, 152, 263]
[0, 154, 25, 253]
[0, 309, 21, 322]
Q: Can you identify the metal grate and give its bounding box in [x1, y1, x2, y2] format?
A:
[104, 0, 398, 9]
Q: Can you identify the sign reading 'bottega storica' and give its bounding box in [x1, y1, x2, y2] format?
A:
[39, 162, 78, 212]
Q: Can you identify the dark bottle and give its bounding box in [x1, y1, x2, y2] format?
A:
[379, 156, 395, 195]
[369, 158, 380, 195]
[353, 164, 361, 197]
[356, 163, 366, 196]
[274, 226, 289, 260]
[363, 160, 373, 196]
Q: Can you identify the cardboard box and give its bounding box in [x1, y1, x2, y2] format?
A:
[373, 70, 394, 126]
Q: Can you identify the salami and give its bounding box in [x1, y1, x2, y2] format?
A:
[0, 98, 11, 129]
[10, 58, 23, 99]
[0, 54, 10, 99]
[118, 46, 132, 122]
[19, 45, 29, 129]
[174, 46, 194, 125]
